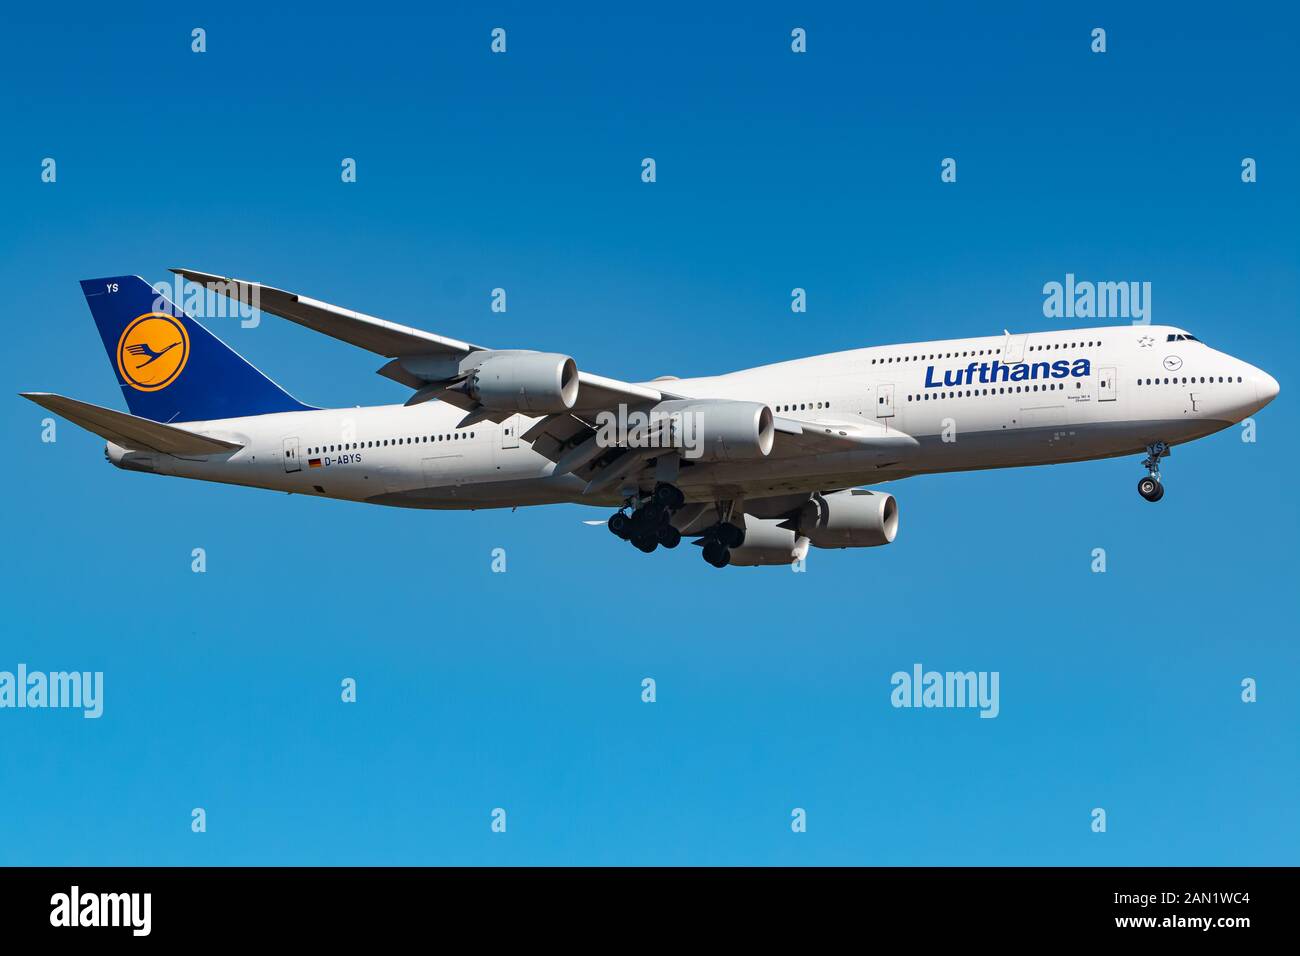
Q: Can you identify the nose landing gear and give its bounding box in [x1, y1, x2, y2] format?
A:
[1138, 442, 1168, 502]
[1137, 475, 1164, 502]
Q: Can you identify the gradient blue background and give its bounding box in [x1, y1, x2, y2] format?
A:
[1, 2, 1296, 865]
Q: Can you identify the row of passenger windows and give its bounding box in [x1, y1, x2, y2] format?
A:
[1137, 375, 1240, 386]
[906, 382, 1078, 402]
[774, 401, 830, 413]
[1029, 341, 1102, 351]
[307, 432, 477, 455]
[875, 349, 1001, 364]
[871, 340, 1103, 365]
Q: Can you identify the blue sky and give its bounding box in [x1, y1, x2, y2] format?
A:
[0, 1, 1296, 865]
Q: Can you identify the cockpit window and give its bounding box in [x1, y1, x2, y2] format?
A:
[1166, 333, 1201, 342]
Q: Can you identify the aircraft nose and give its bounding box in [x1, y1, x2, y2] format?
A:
[1256, 369, 1280, 407]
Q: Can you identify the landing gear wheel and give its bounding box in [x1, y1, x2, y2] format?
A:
[717, 523, 745, 549]
[608, 512, 631, 539]
[1137, 476, 1163, 502]
[657, 525, 682, 549]
[653, 483, 685, 510]
[702, 539, 730, 567]
[633, 534, 659, 553]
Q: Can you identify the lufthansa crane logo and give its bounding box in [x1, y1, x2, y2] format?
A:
[1163, 355, 1183, 372]
[116, 313, 190, 391]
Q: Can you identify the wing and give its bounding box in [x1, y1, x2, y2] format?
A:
[171, 268, 669, 417]
[171, 267, 480, 362]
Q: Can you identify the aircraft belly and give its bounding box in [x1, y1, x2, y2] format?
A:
[368, 472, 589, 510]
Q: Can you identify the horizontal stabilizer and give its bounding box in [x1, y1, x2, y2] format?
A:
[19, 393, 243, 456]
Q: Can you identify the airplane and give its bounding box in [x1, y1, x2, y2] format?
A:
[22, 271, 1279, 568]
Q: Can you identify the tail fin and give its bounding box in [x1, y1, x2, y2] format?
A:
[81, 275, 313, 423]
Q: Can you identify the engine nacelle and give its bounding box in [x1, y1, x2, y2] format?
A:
[727, 517, 810, 567]
[799, 490, 899, 549]
[656, 399, 775, 461]
[466, 352, 579, 414]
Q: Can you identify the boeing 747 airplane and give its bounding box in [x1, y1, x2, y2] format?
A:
[22, 272, 1279, 568]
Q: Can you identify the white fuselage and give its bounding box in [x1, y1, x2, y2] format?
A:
[108, 324, 1278, 510]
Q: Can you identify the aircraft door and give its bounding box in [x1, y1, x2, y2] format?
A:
[875, 383, 895, 419]
[1003, 333, 1027, 364]
[1098, 366, 1117, 402]
[282, 437, 301, 473]
[500, 415, 520, 449]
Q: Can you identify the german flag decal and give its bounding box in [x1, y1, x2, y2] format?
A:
[308, 458, 323, 468]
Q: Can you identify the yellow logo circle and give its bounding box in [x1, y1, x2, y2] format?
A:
[116, 313, 190, 391]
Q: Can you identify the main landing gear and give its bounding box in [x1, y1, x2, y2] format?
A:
[1137, 441, 1168, 502]
[607, 483, 685, 553]
[698, 521, 744, 568]
[606, 486, 745, 568]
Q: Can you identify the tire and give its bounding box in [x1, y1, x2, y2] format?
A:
[1150, 482, 1165, 502]
[657, 525, 681, 549]
[702, 539, 729, 566]
[718, 523, 745, 548]
[634, 534, 658, 553]
[653, 484, 682, 509]
[1138, 476, 1160, 501]
[608, 512, 631, 539]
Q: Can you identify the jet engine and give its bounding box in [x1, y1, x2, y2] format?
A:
[654, 399, 775, 461]
[798, 490, 899, 549]
[465, 352, 579, 414]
